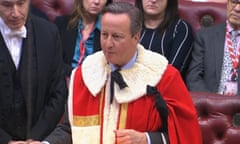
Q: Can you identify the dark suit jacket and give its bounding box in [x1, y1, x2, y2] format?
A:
[186, 23, 240, 94]
[54, 15, 101, 77]
[0, 14, 67, 144]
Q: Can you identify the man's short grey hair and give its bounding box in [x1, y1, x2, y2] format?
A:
[102, 2, 143, 36]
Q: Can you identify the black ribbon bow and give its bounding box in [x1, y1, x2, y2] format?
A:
[147, 85, 168, 133]
[110, 69, 128, 104]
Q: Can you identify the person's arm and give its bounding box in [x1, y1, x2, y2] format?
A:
[148, 132, 169, 144]
[186, 30, 209, 91]
[54, 16, 75, 77]
[160, 66, 202, 144]
[0, 129, 12, 144]
[0, 129, 33, 144]
[115, 130, 168, 144]
[167, 19, 194, 77]
[28, 108, 71, 144]
[44, 111, 72, 144]
[29, 20, 67, 140]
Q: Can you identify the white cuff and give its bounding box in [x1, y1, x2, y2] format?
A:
[41, 141, 50, 144]
[145, 132, 151, 144]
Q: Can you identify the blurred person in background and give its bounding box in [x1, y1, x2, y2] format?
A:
[136, 0, 194, 80]
[186, 0, 240, 96]
[54, 0, 112, 77]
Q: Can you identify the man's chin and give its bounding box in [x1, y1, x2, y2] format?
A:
[9, 25, 23, 31]
[7, 21, 24, 30]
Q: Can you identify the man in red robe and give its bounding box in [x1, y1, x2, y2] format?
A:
[40, 2, 202, 144]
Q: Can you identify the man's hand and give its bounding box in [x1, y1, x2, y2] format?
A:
[8, 139, 45, 144]
[8, 139, 33, 144]
[115, 129, 148, 144]
[8, 141, 26, 144]
[27, 140, 43, 144]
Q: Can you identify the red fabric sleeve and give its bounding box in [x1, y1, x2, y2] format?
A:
[158, 65, 202, 144]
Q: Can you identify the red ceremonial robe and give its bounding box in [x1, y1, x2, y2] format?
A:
[68, 44, 202, 144]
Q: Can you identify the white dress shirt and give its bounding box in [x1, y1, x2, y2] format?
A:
[0, 17, 27, 69]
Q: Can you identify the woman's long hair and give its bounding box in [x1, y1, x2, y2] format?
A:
[135, 0, 179, 36]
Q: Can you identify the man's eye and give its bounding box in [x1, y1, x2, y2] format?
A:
[1, 2, 12, 7]
[17, 2, 24, 6]
[113, 35, 121, 39]
[231, 0, 239, 4]
[101, 33, 108, 38]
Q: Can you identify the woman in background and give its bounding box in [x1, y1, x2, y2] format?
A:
[54, 0, 112, 77]
[136, 0, 194, 79]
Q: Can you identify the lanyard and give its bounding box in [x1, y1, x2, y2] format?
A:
[78, 40, 85, 65]
[226, 27, 240, 69]
[78, 24, 95, 65]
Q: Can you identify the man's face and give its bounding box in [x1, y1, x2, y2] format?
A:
[100, 13, 140, 67]
[0, 0, 29, 30]
[227, 0, 240, 29]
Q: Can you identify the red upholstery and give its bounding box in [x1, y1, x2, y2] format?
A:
[191, 92, 240, 144]
[31, 0, 74, 21]
[31, 0, 135, 22]
[178, 0, 226, 33]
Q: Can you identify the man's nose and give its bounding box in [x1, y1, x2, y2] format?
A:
[11, 5, 21, 17]
[93, 0, 100, 4]
[105, 36, 114, 47]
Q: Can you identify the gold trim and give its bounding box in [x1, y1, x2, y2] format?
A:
[99, 88, 104, 125]
[73, 115, 99, 126]
[73, 89, 105, 127]
[118, 103, 128, 129]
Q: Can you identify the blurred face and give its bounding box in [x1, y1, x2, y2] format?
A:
[83, 0, 107, 16]
[142, 0, 167, 17]
[0, 0, 29, 30]
[227, 0, 240, 29]
[101, 13, 140, 67]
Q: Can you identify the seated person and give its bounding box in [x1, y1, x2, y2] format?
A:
[54, 0, 112, 77]
[136, 0, 194, 79]
[186, 0, 240, 96]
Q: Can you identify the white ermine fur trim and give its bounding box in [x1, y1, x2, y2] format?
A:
[81, 44, 168, 103]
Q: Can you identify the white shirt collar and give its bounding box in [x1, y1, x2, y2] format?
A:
[0, 17, 27, 38]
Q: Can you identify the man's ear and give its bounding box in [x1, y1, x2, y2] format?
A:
[134, 31, 141, 42]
